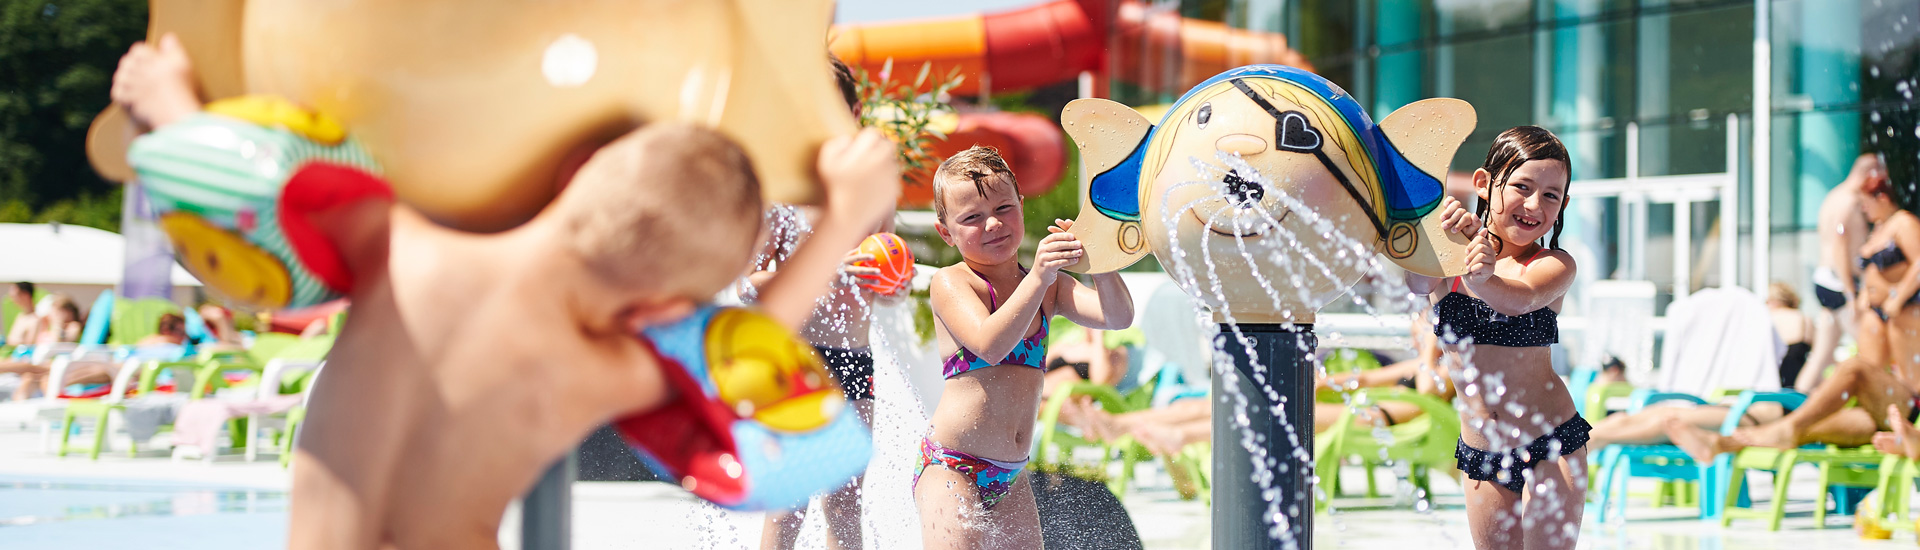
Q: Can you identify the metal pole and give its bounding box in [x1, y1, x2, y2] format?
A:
[1213, 323, 1316, 550]
[521, 452, 576, 550]
[1752, 0, 1771, 292]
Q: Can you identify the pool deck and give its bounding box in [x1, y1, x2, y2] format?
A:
[1, 426, 1913, 549]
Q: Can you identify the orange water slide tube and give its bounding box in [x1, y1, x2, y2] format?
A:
[829, 0, 1310, 96]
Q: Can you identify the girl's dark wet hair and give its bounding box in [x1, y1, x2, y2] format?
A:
[1478, 126, 1573, 249]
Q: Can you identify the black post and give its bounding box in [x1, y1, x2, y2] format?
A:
[1213, 323, 1316, 550]
[522, 452, 576, 550]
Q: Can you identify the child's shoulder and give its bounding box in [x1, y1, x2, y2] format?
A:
[929, 264, 980, 289]
[1523, 247, 1577, 273]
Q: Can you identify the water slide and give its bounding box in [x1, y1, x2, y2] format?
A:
[829, 0, 1311, 97]
[832, 0, 1308, 207]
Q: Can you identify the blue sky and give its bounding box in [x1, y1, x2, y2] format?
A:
[834, 0, 1041, 24]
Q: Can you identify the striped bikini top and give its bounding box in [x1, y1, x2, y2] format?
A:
[942, 266, 1048, 378]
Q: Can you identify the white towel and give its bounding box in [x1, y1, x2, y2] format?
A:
[1653, 287, 1785, 396]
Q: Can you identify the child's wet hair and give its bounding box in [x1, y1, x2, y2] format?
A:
[557, 123, 764, 293]
[931, 145, 1018, 223]
[1478, 126, 1572, 249]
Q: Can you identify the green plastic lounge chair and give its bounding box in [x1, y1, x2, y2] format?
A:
[244, 336, 333, 462]
[106, 298, 181, 346]
[1862, 448, 1920, 534]
[1036, 382, 1146, 494]
[1720, 391, 1883, 531]
[1314, 387, 1460, 512]
[58, 357, 200, 459]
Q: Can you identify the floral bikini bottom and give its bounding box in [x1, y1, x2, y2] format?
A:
[912, 438, 1029, 509]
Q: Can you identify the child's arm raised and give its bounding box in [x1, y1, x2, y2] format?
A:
[1458, 233, 1578, 317]
[931, 228, 1082, 364]
[1045, 220, 1133, 330]
[111, 34, 201, 130]
[754, 130, 901, 330]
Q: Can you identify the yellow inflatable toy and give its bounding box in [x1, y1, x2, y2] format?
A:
[88, 0, 856, 232]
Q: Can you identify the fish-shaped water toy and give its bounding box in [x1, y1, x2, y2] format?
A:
[1064, 65, 1476, 323]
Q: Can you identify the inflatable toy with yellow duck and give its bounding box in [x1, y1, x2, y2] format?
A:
[1063, 64, 1477, 322]
[90, 0, 870, 512]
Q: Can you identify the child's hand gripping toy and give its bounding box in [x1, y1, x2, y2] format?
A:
[617, 306, 874, 511]
[853, 232, 915, 296]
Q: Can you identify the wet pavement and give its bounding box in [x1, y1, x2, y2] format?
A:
[1, 428, 1913, 549]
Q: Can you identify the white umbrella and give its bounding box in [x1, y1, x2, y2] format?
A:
[0, 223, 200, 286]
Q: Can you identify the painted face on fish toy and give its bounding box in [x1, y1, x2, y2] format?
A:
[1064, 65, 1478, 323]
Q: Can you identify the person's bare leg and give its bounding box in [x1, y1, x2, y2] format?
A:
[1522, 447, 1588, 550]
[764, 400, 870, 550]
[1367, 401, 1425, 427]
[914, 465, 985, 550]
[1464, 478, 1524, 549]
[1804, 307, 1844, 392]
[1313, 403, 1346, 433]
[1799, 407, 1880, 448]
[1090, 347, 1128, 388]
[1873, 405, 1920, 460]
[1040, 367, 1083, 400]
[13, 371, 41, 400]
[1738, 358, 1908, 449]
[1665, 419, 1744, 464]
[820, 400, 873, 550]
[1588, 406, 1737, 449]
[760, 511, 806, 550]
[980, 474, 1041, 550]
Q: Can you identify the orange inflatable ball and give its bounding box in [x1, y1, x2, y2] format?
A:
[855, 233, 915, 295]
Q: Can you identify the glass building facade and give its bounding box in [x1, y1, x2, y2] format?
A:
[1110, 0, 1920, 316]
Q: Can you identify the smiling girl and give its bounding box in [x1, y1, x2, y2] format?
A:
[917, 146, 1133, 548]
[1407, 126, 1583, 549]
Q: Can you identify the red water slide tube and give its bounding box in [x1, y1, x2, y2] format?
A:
[829, 0, 1311, 97]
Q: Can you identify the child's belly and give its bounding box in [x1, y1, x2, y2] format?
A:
[927, 366, 1046, 462]
[1448, 345, 1577, 451]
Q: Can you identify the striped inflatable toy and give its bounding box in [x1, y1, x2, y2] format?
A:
[127, 96, 388, 310]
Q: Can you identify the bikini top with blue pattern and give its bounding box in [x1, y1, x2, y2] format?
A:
[943, 266, 1049, 378]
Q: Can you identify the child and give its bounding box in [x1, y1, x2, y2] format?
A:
[917, 146, 1133, 548]
[754, 54, 898, 550]
[112, 35, 901, 549]
[1406, 126, 1583, 549]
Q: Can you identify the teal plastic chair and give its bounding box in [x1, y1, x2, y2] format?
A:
[1592, 389, 1745, 522]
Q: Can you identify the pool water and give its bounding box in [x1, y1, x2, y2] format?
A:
[0, 476, 286, 549]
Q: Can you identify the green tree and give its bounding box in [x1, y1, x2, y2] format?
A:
[0, 0, 147, 229]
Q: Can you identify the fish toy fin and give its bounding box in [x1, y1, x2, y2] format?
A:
[1062, 98, 1155, 274]
[1375, 98, 1476, 277]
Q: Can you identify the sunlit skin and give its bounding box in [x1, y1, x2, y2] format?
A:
[111, 36, 902, 550]
[1804, 155, 1879, 392]
[1665, 182, 1920, 461]
[919, 176, 1133, 550]
[1409, 157, 1584, 550]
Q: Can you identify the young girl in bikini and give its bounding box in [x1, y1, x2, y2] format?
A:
[918, 146, 1133, 548]
[1407, 126, 1584, 549]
